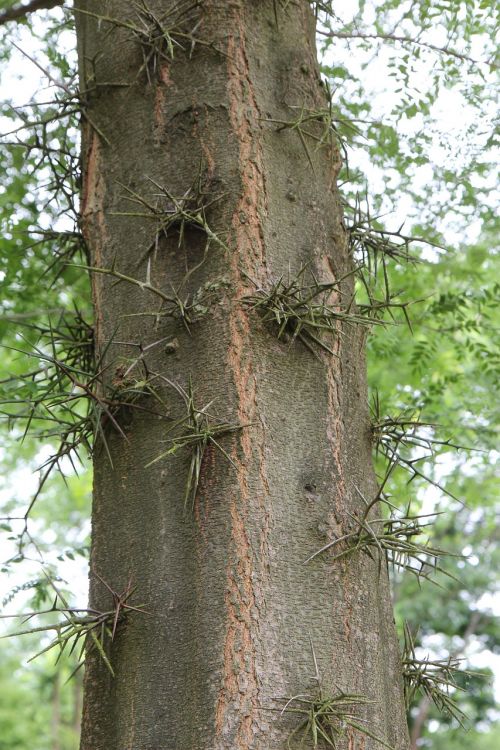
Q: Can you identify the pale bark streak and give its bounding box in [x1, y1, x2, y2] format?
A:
[81, 127, 107, 351]
[214, 6, 271, 746]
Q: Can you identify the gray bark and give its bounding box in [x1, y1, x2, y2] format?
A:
[75, 1, 410, 748]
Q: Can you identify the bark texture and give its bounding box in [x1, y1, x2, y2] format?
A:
[76, 1, 410, 748]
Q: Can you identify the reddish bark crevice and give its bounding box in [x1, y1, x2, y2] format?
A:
[215, 7, 273, 746]
[226, 24, 268, 279]
[325, 329, 345, 501]
[153, 63, 174, 136]
[81, 127, 107, 350]
[215, 508, 259, 746]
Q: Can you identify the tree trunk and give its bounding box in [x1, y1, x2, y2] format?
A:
[75, 1, 410, 748]
[72, 670, 83, 741]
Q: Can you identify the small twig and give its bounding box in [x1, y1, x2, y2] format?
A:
[0, 0, 63, 27]
[318, 31, 496, 69]
[10, 41, 71, 95]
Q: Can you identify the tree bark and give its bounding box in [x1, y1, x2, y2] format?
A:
[75, 1, 410, 748]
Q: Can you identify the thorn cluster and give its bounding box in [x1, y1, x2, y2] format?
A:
[245, 265, 381, 357]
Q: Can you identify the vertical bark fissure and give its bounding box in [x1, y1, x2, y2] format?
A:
[215, 7, 271, 744]
[80, 126, 106, 351]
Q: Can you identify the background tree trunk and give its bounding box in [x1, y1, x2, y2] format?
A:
[51, 669, 61, 750]
[75, 1, 410, 748]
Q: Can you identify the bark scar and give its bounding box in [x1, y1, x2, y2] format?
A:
[154, 62, 174, 137]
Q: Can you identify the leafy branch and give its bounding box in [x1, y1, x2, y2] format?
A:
[317, 30, 497, 70]
[0, 0, 63, 27]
